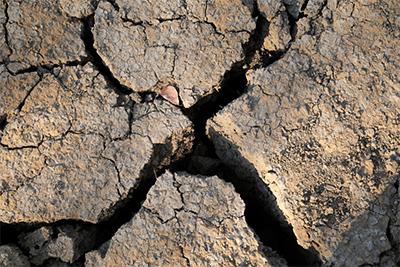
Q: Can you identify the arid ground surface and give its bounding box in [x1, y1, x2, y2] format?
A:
[0, 0, 399, 266]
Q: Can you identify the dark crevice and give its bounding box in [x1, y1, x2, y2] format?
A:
[156, 16, 186, 24]
[301, 0, 310, 11]
[78, 129, 193, 259]
[10, 60, 87, 76]
[120, 17, 145, 26]
[15, 76, 42, 112]
[243, 2, 269, 66]
[105, 0, 120, 11]
[287, 8, 298, 40]
[179, 61, 247, 161]
[0, 133, 192, 263]
[255, 0, 313, 69]
[90, 164, 158, 248]
[171, 130, 321, 266]
[171, 6, 320, 266]
[258, 49, 287, 68]
[93, 138, 191, 249]
[0, 114, 6, 131]
[0, 220, 94, 246]
[297, 0, 311, 20]
[41, 257, 85, 267]
[317, 0, 328, 18]
[80, 9, 143, 144]
[2, 2, 321, 266]
[81, 15, 133, 96]
[181, 8, 268, 155]
[0, 142, 42, 151]
[2, 0, 12, 56]
[173, 158, 321, 266]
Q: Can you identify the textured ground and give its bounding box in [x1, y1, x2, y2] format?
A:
[0, 0, 399, 266]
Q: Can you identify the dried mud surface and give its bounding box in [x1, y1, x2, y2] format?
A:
[0, 0, 399, 266]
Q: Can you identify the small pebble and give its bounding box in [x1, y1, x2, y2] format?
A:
[143, 93, 155, 102]
[160, 85, 180, 106]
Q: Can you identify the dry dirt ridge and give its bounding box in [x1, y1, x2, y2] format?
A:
[0, 0, 399, 266]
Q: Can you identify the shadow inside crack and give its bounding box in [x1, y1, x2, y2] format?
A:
[181, 13, 270, 172]
[172, 129, 322, 266]
[79, 128, 193, 258]
[0, 128, 193, 264]
[81, 14, 133, 96]
[95, 127, 193, 247]
[202, 118, 400, 266]
[170, 8, 320, 265]
[0, 114, 7, 131]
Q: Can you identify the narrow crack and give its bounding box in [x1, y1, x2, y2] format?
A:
[80, 11, 141, 133]
[101, 156, 123, 198]
[2, 0, 12, 57]
[80, 14, 133, 96]
[179, 245, 191, 266]
[14, 76, 42, 113]
[0, 69, 42, 135]
[0, 142, 42, 151]
[9, 60, 87, 76]
[0, 73, 42, 140]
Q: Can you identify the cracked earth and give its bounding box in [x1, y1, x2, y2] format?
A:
[0, 0, 399, 266]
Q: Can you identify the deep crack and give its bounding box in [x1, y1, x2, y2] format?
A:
[0, 138, 189, 260]
[172, 7, 320, 266]
[0, 114, 6, 131]
[1, 1, 395, 266]
[1, 2, 316, 266]
[181, 6, 268, 154]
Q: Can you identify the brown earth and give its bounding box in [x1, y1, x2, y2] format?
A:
[0, 0, 399, 266]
